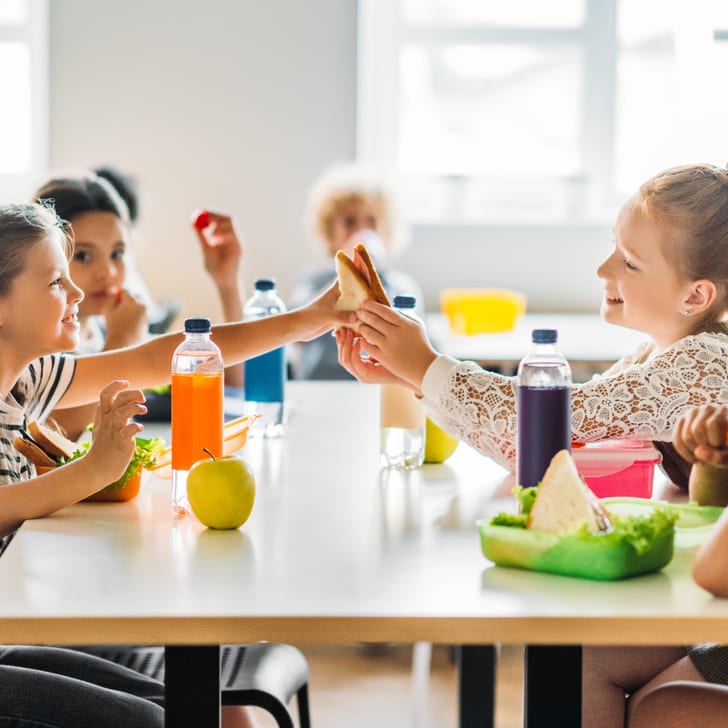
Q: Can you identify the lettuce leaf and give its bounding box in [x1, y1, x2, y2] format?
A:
[59, 434, 166, 490]
[570, 507, 678, 556]
[488, 501, 679, 555]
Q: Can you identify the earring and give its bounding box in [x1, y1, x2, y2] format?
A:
[683, 308, 693, 316]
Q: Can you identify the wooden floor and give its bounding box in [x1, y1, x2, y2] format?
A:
[250, 643, 523, 728]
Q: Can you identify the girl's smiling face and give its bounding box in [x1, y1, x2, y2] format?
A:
[597, 197, 699, 351]
[0, 231, 83, 359]
[69, 211, 130, 319]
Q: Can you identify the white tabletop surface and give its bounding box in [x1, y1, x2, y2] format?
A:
[0, 381, 726, 648]
[426, 312, 648, 370]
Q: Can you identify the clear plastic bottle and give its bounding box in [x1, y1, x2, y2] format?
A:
[380, 295, 426, 468]
[171, 317, 224, 517]
[243, 278, 287, 438]
[516, 329, 572, 488]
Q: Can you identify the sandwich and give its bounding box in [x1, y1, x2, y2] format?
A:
[13, 421, 79, 475]
[483, 449, 679, 580]
[335, 243, 390, 330]
[526, 449, 612, 533]
[14, 421, 164, 501]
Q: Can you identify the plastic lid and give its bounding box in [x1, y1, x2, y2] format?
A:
[532, 328, 557, 344]
[393, 295, 416, 309]
[184, 317, 212, 333]
[254, 278, 276, 291]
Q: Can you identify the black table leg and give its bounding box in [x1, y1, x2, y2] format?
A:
[458, 644, 496, 728]
[524, 645, 581, 728]
[165, 645, 220, 728]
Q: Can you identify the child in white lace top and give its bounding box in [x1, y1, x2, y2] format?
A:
[336, 163, 728, 489]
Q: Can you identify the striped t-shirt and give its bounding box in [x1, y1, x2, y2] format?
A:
[0, 354, 76, 485]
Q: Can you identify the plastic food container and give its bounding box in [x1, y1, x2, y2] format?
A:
[572, 441, 662, 499]
[477, 516, 675, 581]
[440, 288, 526, 335]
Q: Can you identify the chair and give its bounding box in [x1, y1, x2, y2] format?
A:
[84, 643, 311, 728]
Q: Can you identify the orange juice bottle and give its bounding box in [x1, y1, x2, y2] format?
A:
[171, 318, 224, 517]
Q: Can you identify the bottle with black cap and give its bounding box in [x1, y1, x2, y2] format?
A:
[380, 295, 426, 468]
[516, 328, 572, 488]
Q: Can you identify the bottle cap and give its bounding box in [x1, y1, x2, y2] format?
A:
[184, 317, 212, 333]
[254, 278, 276, 291]
[531, 328, 557, 344]
[393, 295, 416, 309]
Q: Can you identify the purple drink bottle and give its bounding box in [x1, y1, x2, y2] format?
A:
[516, 329, 572, 488]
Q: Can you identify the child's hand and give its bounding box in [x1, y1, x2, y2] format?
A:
[335, 327, 413, 388]
[191, 210, 243, 291]
[295, 281, 355, 341]
[353, 300, 437, 391]
[85, 381, 146, 485]
[103, 289, 148, 349]
[673, 404, 728, 466]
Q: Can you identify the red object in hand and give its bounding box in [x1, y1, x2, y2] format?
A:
[192, 209, 211, 231]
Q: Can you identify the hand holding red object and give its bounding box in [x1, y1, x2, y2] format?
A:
[192, 209, 211, 231]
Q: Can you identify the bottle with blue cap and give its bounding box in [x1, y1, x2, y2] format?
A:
[380, 295, 426, 468]
[516, 328, 572, 488]
[243, 278, 287, 437]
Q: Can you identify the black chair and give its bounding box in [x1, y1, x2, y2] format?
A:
[83, 643, 311, 728]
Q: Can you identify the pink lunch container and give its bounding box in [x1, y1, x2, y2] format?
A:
[572, 440, 662, 499]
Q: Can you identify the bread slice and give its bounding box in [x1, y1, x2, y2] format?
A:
[334, 243, 391, 331]
[13, 420, 78, 473]
[527, 450, 611, 534]
[353, 243, 390, 306]
[13, 436, 57, 469]
[27, 420, 76, 460]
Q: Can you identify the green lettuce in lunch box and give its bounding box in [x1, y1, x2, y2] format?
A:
[480, 451, 679, 580]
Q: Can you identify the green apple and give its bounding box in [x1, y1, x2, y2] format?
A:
[424, 417, 459, 463]
[187, 454, 256, 529]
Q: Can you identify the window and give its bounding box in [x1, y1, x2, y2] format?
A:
[358, 0, 728, 225]
[0, 0, 48, 201]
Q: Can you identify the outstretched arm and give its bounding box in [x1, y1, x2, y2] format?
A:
[61, 282, 352, 408]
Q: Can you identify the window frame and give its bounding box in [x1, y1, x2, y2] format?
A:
[356, 0, 619, 226]
[0, 0, 49, 202]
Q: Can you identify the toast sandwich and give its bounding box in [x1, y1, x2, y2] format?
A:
[335, 243, 390, 331]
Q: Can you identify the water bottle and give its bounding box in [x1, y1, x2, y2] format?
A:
[243, 278, 287, 438]
[171, 317, 224, 517]
[516, 329, 572, 488]
[380, 295, 426, 468]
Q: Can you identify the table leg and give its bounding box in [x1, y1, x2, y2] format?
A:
[524, 645, 581, 728]
[165, 645, 221, 728]
[458, 644, 496, 728]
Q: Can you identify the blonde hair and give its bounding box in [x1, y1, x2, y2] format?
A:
[305, 163, 409, 255]
[635, 163, 728, 326]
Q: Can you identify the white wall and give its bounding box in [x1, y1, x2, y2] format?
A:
[49, 0, 358, 323]
[48, 0, 607, 321]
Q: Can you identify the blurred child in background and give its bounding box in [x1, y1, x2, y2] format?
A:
[290, 162, 423, 379]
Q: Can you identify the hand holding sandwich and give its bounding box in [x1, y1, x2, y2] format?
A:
[333, 243, 437, 390]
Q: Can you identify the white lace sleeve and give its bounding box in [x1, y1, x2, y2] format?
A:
[425, 333, 728, 472]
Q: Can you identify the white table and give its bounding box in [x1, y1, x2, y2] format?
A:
[0, 381, 725, 727]
[427, 313, 648, 377]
